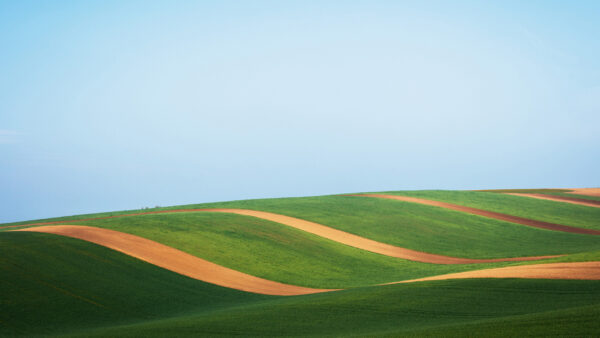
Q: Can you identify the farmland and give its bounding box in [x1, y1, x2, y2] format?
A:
[1, 189, 599, 336]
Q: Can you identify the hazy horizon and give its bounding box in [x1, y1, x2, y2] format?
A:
[2, 1, 599, 223]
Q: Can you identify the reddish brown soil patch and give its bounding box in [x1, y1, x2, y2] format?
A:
[506, 193, 600, 208]
[567, 188, 600, 197]
[354, 194, 600, 236]
[393, 261, 600, 284]
[15, 225, 335, 296]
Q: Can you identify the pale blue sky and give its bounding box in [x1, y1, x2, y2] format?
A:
[1, 1, 599, 222]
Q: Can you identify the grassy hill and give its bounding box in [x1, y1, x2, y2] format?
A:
[0, 232, 268, 336]
[1, 190, 599, 336]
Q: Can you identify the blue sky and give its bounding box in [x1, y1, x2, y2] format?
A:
[1, 1, 599, 222]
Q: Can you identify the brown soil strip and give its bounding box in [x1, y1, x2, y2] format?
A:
[4, 208, 561, 264]
[199, 209, 558, 264]
[15, 225, 336, 296]
[567, 188, 600, 197]
[506, 193, 600, 208]
[353, 194, 600, 236]
[393, 261, 600, 284]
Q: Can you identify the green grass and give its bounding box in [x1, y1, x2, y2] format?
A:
[73, 279, 600, 337]
[544, 191, 600, 202]
[378, 190, 600, 230]
[402, 304, 600, 337]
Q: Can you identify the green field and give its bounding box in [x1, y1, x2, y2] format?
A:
[1, 190, 599, 336]
[80, 279, 600, 337]
[377, 190, 600, 229]
[6, 195, 600, 259]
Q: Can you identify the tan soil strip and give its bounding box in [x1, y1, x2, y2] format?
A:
[392, 261, 600, 284]
[15, 225, 336, 296]
[353, 194, 600, 236]
[505, 193, 600, 208]
[4, 208, 560, 264]
[567, 188, 600, 197]
[199, 209, 558, 264]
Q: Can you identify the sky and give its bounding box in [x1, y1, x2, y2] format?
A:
[1, 1, 599, 223]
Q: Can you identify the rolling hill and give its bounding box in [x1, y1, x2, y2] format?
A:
[1, 188, 599, 336]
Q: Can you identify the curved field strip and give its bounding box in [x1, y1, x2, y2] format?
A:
[395, 261, 600, 284]
[5, 196, 600, 263]
[199, 208, 558, 264]
[11, 208, 559, 264]
[477, 188, 600, 202]
[505, 193, 600, 208]
[197, 196, 600, 259]
[354, 194, 600, 235]
[69, 212, 502, 288]
[12, 226, 600, 290]
[15, 225, 335, 296]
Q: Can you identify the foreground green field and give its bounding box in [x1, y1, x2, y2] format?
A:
[2, 189, 599, 336]
[80, 280, 600, 337]
[0, 232, 268, 336]
[2, 232, 600, 337]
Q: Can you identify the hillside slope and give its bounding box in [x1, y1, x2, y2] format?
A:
[2, 189, 599, 336]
